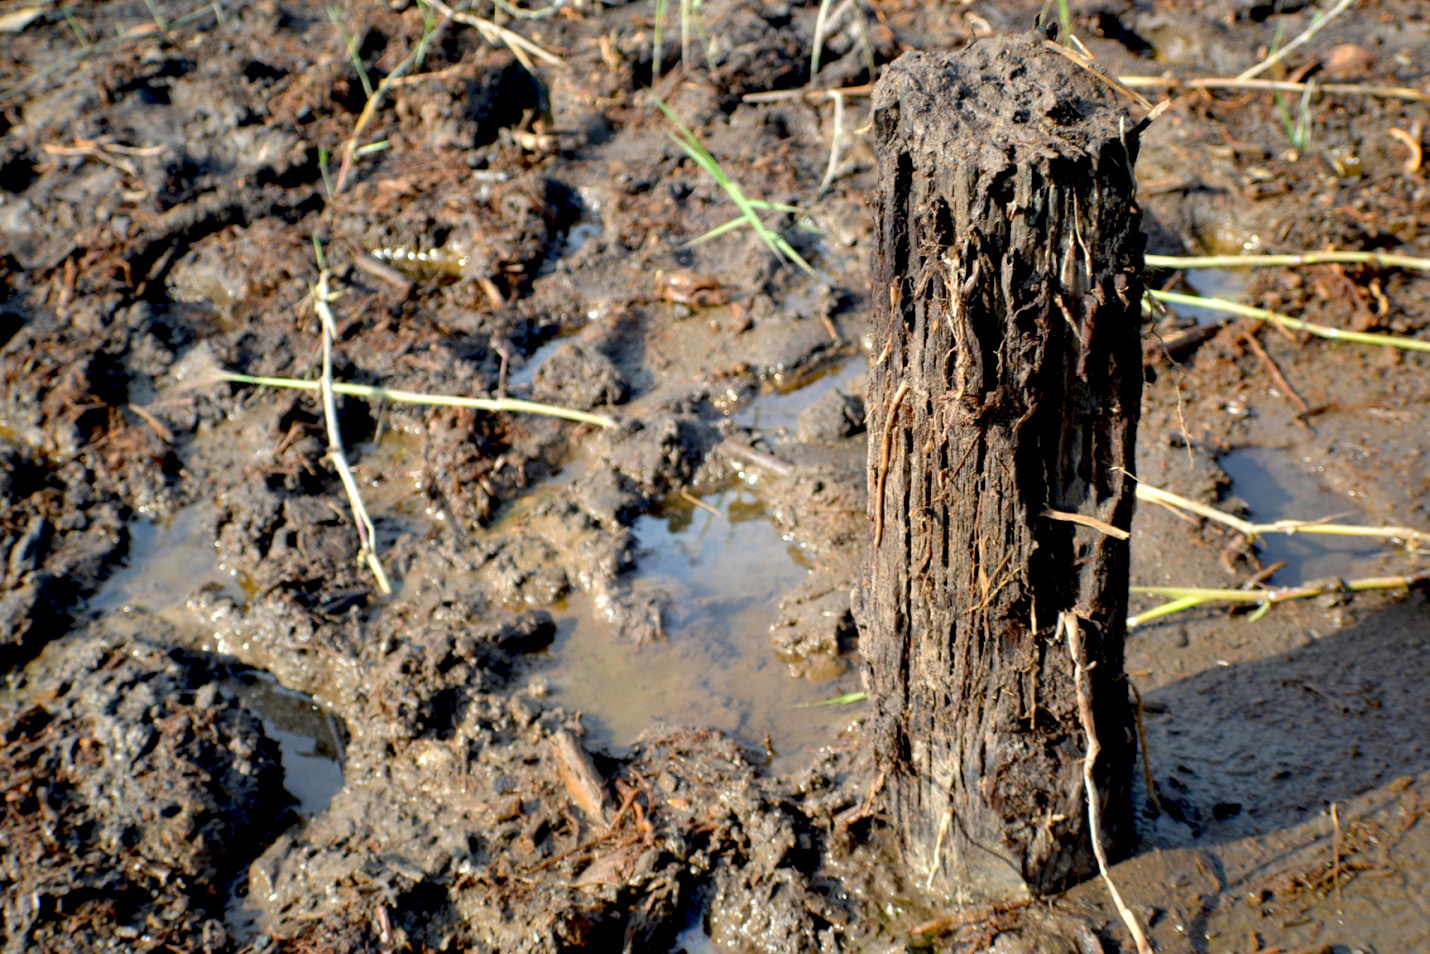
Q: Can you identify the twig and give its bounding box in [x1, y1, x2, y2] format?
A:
[1042, 39, 1155, 114]
[1146, 250, 1430, 273]
[1127, 680, 1162, 815]
[1388, 123, 1423, 174]
[214, 370, 617, 428]
[1062, 613, 1153, 954]
[1236, 0, 1356, 82]
[741, 74, 1429, 106]
[743, 84, 873, 104]
[716, 438, 794, 477]
[419, 0, 561, 71]
[550, 731, 609, 827]
[1133, 572, 1430, 603]
[1239, 330, 1312, 416]
[1042, 508, 1131, 541]
[312, 271, 392, 595]
[1149, 289, 1430, 354]
[680, 489, 721, 517]
[1331, 801, 1343, 901]
[818, 90, 846, 195]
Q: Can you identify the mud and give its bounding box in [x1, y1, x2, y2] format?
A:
[2, 0, 1428, 951]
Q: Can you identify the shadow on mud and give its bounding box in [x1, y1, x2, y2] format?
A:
[1137, 596, 1430, 848]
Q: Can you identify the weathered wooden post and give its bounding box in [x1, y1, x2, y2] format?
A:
[859, 33, 1146, 899]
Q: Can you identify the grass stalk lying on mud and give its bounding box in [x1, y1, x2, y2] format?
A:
[312, 268, 392, 595]
[1147, 251, 1430, 274]
[1119, 75, 1430, 104]
[812, 563, 1429, 705]
[1128, 477, 1430, 627]
[1149, 289, 1430, 354]
[649, 92, 819, 280]
[1128, 570, 1430, 629]
[1134, 480, 1430, 548]
[1235, 0, 1356, 82]
[419, 0, 561, 72]
[213, 370, 617, 428]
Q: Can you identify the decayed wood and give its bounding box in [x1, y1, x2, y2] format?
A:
[858, 32, 1146, 899]
[550, 730, 610, 827]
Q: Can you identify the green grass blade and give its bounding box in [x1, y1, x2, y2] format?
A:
[650, 93, 819, 279]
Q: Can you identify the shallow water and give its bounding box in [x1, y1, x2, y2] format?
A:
[733, 353, 866, 434]
[234, 673, 346, 816]
[1175, 268, 1248, 325]
[1220, 446, 1387, 582]
[88, 504, 249, 617]
[536, 485, 860, 773]
[87, 507, 347, 817]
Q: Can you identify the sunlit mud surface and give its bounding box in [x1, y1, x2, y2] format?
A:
[2, 0, 1427, 948]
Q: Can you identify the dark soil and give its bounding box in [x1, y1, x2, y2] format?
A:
[2, 0, 1428, 952]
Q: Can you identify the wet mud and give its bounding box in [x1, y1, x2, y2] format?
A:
[2, 0, 1428, 951]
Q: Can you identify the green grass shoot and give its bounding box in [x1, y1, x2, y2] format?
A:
[649, 92, 819, 279]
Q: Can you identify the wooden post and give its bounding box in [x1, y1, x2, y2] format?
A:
[858, 33, 1146, 899]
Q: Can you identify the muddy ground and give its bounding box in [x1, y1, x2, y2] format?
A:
[1, 0, 1428, 951]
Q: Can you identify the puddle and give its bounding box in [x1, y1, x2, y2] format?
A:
[1220, 446, 1387, 581]
[86, 504, 348, 813]
[222, 671, 347, 943]
[732, 354, 865, 433]
[670, 915, 720, 954]
[87, 504, 250, 618]
[233, 673, 346, 816]
[91, 510, 349, 943]
[1174, 267, 1248, 325]
[508, 333, 571, 389]
[537, 486, 860, 773]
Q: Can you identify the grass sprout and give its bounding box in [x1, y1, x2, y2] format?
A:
[653, 0, 709, 83]
[2, 3, 220, 102]
[811, 0, 876, 82]
[1273, 79, 1315, 154]
[810, 0, 836, 78]
[333, 3, 447, 193]
[1038, 0, 1073, 41]
[1237, 0, 1356, 82]
[684, 199, 803, 246]
[328, 2, 376, 99]
[60, 6, 91, 46]
[653, 0, 668, 79]
[650, 92, 819, 279]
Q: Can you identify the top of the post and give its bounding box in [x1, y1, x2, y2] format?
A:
[872, 32, 1142, 164]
